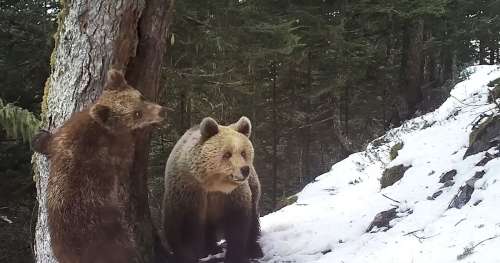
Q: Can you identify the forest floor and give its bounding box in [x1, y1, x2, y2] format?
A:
[0, 186, 35, 263]
[258, 65, 500, 263]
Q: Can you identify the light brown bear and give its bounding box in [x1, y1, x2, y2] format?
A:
[162, 117, 263, 263]
[32, 68, 166, 263]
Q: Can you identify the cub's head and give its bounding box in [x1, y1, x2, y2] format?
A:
[195, 116, 254, 193]
[90, 68, 166, 132]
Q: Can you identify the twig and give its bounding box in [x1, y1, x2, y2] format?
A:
[381, 194, 401, 203]
[470, 235, 499, 250]
[450, 94, 489, 107]
[410, 232, 440, 243]
[457, 235, 499, 260]
[403, 229, 423, 236]
[454, 218, 466, 227]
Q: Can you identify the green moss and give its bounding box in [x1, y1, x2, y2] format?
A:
[469, 115, 499, 146]
[487, 77, 500, 88]
[487, 79, 500, 104]
[43, 0, 69, 122]
[277, 195, 298, 209]
[380, 164, 411, 188]
[389, 142, 404, 161]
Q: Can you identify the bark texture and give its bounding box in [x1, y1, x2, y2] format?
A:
[33, 0, 174, 262]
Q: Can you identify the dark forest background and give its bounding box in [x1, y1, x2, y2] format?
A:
[1, 0, 499, 262]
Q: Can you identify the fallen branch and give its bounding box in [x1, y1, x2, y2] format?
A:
[381, 194, 401, 203]
[403, 229, 423, 236]
[457, 235, 499, 260]
[454, 218, 466, 227]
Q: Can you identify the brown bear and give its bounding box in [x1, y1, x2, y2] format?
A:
[162, 116, 263, 263]
[32, 68, 166, 263]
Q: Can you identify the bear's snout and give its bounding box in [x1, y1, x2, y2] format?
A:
[240, 166, 250, 178]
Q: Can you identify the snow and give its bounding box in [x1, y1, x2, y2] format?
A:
[260, 65, 500, 263]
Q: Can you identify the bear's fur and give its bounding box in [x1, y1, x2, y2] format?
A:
[32, 68, 166, 263]
[162, 117, 263, 263]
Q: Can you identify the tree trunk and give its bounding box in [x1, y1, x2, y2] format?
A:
[271, 62, 278, 210]
[479, 38, 487, 65]
[489, 43, 496, 65]
[400, 19, 424, 114]
[32, 0, 174, 262]
[302, 51, 312, 183]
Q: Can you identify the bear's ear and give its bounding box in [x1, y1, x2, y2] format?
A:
[31, 129, 52, 155]
[104, 68, 127, 90]
[200, 117, 219, 140]
[90, 104, 111, 124]
[232, 116, 252, 138]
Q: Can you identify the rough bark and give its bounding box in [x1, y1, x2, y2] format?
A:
[400, 19, 424, 114]
[271, 62, 278, 210]
[33, 0, 174, 262]
[479, 38, 487, 65]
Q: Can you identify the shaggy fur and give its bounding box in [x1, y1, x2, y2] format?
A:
[32, 69, 166, 263]
[162, 117, 263, 263]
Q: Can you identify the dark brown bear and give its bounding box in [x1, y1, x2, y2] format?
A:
[32, 68, 166, 263]
[162, 117, 263, 263]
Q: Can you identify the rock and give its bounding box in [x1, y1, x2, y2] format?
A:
[440, 181, 455, 188]
[449, 184, 474, 209]
[366, 207, 412, 232]
[439, 169, 457, 183]
[366, 208, 397, 232]
[487, 77, 500, 103]
[321, 249, 332, 255]
[427, 190, 443, 200]
[464, 115, 500, 158]
[475, 151, 500, 166]
[389, 142, 404, 161]
[380, 165, 412, 188]
[472, 170, 486, 179]
[448, 172, 484, 209]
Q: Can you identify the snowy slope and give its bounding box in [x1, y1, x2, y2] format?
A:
[260, 65, 500, 263]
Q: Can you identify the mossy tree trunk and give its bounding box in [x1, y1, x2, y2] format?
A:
[32, 0, 174, 262]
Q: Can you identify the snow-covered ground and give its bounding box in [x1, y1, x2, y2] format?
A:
[260, 65, 500, 263]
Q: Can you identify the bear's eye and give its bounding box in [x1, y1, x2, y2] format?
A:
[134, 111, 143, 119]
[223, 152, 232, 159]
[241, 151, 247, 159]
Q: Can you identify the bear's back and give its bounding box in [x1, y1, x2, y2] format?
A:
[165, 126, 202, 175]
[46, 110, 135, 262]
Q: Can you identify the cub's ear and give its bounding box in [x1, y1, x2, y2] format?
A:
[90, 104, 111, 124]
[31, 129, 52, 155]
[104, 68, 127, 90]
[232, 116, 251, 138]
[200, 117, 219, 141]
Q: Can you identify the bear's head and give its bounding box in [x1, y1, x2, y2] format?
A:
[194, 116, 254, 193]
[90, 68, 166, 132]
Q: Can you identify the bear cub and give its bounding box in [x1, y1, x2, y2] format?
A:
[162, 116, 263, 263]
[32, 68, 166, 263]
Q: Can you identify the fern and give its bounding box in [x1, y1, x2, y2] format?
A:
[0, 98, 41, 143]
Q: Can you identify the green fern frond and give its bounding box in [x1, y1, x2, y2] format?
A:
[0, 98, 41, 143]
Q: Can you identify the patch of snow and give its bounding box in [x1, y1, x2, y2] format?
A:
[260, 65, 500, 263]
